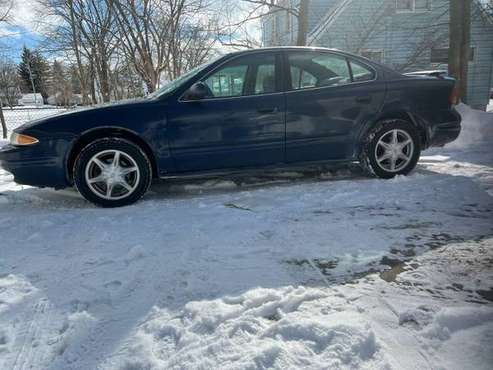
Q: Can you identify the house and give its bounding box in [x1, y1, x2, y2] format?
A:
[262, 0, 493, 110]
[19, 93, 44, 107]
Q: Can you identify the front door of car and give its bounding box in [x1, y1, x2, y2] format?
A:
[284, 51, 386, 162]
[167, 52, 285, 173]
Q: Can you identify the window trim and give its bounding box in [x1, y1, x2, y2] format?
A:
[414, 0, 433, 13]
[395, 0, 432, 13]
[179, 51, 283, 102]
[283, 50, 378, 94]
[395, 0, 414, 13]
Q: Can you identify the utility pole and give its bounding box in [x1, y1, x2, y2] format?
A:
[449, 0, 471, 104]
[26, 54, 38, 105]
[296, 0, 310, 46]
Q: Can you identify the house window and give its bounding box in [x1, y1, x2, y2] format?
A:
[415, 0, 432, 11]
[396, 0, 432, 12]
[430, 48, 448, 63]
[361, 50, 384, 63]
[430, 47, 476, 64]
[396, 0, 414, 12]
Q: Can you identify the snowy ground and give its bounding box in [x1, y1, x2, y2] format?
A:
[0, 105, 492, 369]
[2, 106, 69, 135]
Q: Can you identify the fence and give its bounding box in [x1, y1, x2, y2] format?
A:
[0, 106, 77, 139]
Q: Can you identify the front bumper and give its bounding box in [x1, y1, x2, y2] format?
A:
[0, 140, 71, 189]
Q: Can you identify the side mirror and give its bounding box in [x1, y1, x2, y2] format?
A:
[185, 82, 209, 101]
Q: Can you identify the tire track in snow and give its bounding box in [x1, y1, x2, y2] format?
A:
[12, 298, 54, 370]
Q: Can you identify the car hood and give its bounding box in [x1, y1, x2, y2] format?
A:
[17, 98, 156, 132]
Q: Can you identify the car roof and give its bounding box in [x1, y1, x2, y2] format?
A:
[228, 46, 345, 57]
[225, 47, 379, 67]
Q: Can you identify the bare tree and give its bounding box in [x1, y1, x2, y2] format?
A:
[109, 0, 217, 92]
[232, 0, 310, 46]
[70, 0, 116, 102]
[0, 57, 21, 108]
[39, 0, 116, 103]
[39, 0, 93, 104]
[215, 2, 262, 50]
[0, 0, 13, 138]
[0, 0, 12, 23]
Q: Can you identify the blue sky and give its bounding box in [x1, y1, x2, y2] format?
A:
[0, 0, 45, 61]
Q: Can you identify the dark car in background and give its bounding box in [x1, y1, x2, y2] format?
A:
[0, 47, 461, 207]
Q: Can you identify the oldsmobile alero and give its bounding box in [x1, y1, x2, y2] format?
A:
[0, 47, 461, 207]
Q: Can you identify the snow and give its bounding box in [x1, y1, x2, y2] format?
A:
[101, 239, 493, 370]
[2, 106, 69, 135]
[0, 105, 492, 369]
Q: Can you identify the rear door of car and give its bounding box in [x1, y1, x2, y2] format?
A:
[283, 50, 386, 162]
[167, 51, 286, 172]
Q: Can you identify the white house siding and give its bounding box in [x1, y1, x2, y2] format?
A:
[262, 0, 493, 110]
[262, 0, 338, 46]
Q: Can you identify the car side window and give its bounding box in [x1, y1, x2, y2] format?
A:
[254, 64, 276, 95]
[288, 52, 352, 90]
[204, 53, 277, 98]
[205, 65, 248, 98]
[290, 66, 317, 89]
[349, 61, 375, 82]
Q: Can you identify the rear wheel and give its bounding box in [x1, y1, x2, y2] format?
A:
[360, 120, 421, 179]
[74, 138, 152, 207]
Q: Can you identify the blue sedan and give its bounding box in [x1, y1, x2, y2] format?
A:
[0, 47, 461, 207]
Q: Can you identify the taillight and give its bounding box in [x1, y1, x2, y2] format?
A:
[449, 86, 460, 105]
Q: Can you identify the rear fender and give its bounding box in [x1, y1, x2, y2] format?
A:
[355, 108, 428, 157]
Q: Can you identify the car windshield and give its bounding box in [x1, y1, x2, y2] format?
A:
[147, 57, 222, 99]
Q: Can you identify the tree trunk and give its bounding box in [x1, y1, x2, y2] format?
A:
[68, 1, 90, 105]
[0, 102, 7, 139]
[89, 59, 98, 105]
[296, 0, 310, 46]
[97, 43, 112, 102]
[449, 0, 471, 104]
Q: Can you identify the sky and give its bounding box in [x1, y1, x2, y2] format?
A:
[0, 0, 43, 60]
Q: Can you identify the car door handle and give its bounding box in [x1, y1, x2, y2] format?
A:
[257, 107, 278, 114]
[356, 96, 372, 104]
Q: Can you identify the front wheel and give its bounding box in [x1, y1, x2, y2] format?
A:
[360, 120, 421, 179]
[74, 138, 152, 207]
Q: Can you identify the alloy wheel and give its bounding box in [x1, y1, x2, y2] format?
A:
[84, 150, 141, 200]
[374, 129, 414, 173]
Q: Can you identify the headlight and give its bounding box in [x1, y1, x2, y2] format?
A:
[10, 133, 39, 146]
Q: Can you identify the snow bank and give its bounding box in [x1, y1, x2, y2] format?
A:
[103, 238, 493, 370]
[448, 104, 493, 149]
[106, 287, 390, 370]
[424, 306, 493, 340]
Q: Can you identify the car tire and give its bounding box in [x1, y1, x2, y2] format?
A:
[359, 119, 421, 179]
[74, 138, 152, 207]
